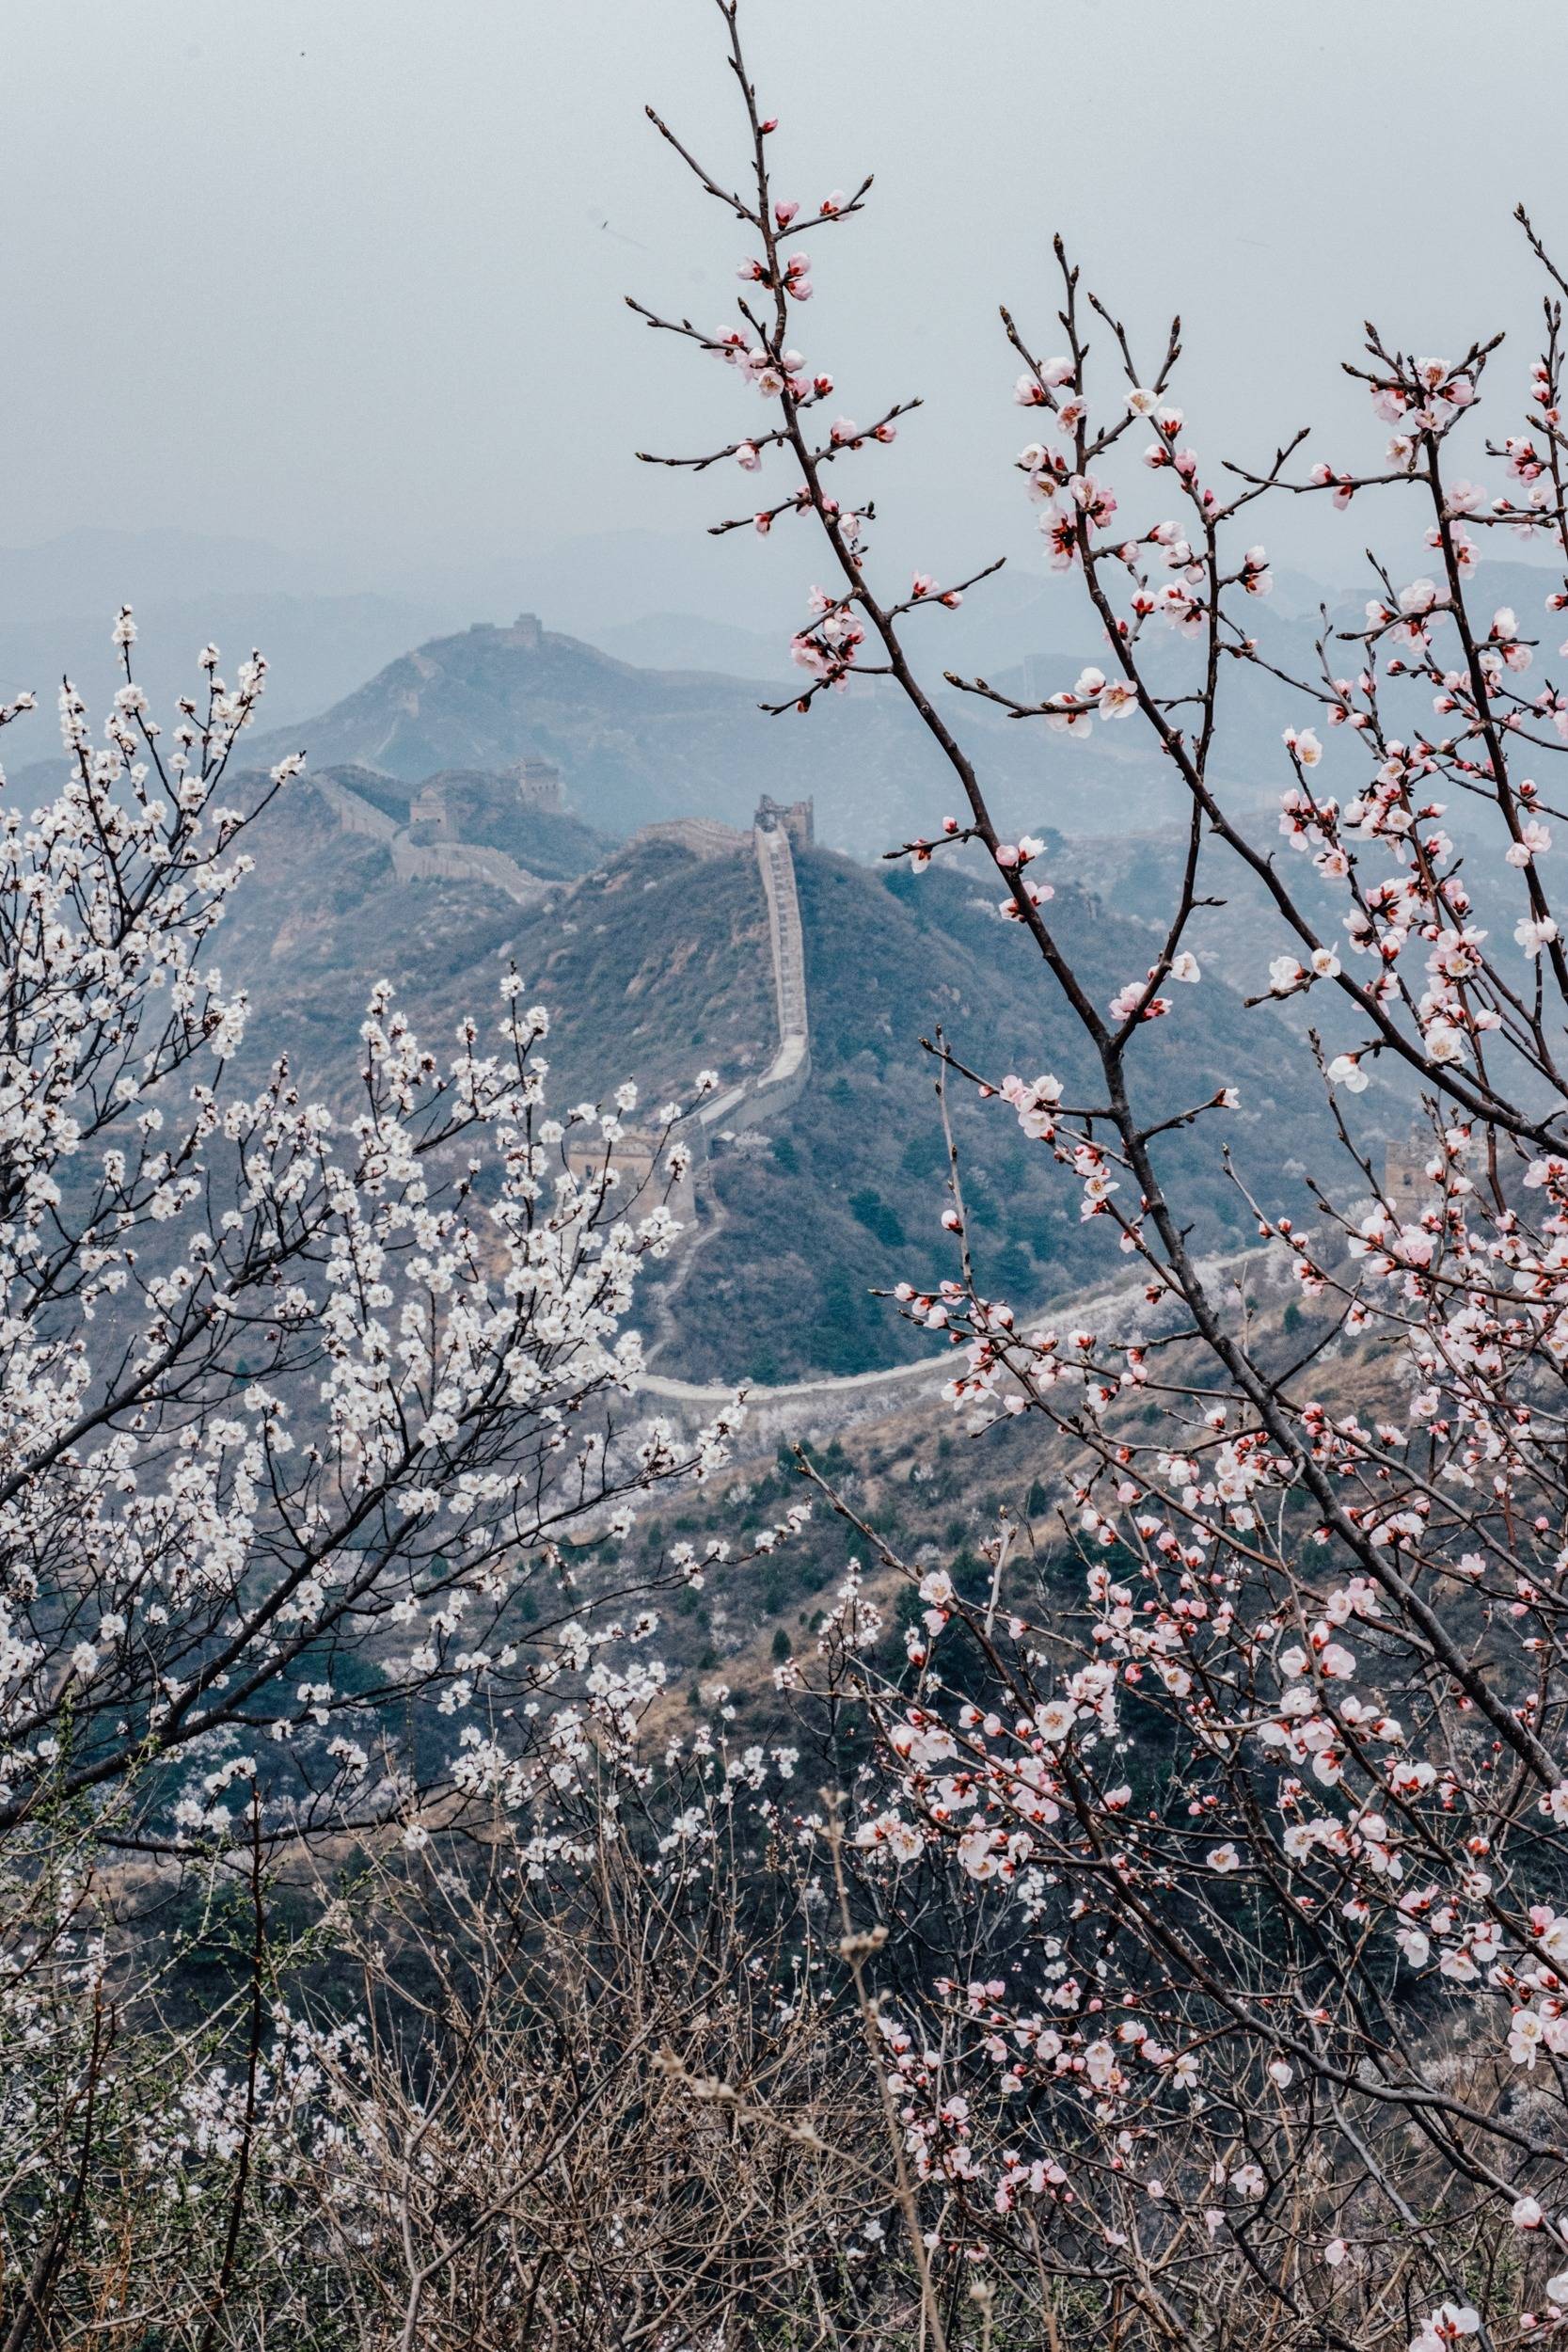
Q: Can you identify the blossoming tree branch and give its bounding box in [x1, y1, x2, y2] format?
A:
[631, 4, 1568, 2344]
[0, 618, 758, 1860]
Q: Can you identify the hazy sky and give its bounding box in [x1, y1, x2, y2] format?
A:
[6, 1, 1567, 628]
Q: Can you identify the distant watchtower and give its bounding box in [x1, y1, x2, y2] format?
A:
[513, 756, 563, 814]
[755, 793, 814, 850]
[408, 783, 451, 844]
[508, 612, 543, 652]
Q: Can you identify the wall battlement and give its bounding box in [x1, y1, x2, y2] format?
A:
[751, 814, 810, 1104]
[316, 775, 400, 843]
[388, 834, 546, 904]
[755, 794, 813, 851]
[322, 766, 814, 1144]
[319, 772, 548, 906]
[513, 755, 562, 812]
[408, 783, 451, 843]
[633, 816, 750, 861]
[690, 801, 813, 1138]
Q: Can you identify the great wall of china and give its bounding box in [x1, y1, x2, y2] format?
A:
[315, 771, 556, 908]
[317, 768, 815, 1132]
[630, 1243, 1275, 1451]
[313, 762, 1286, 1445]
[319, 765, 815, 1385]
[653, 795, 814, 1139]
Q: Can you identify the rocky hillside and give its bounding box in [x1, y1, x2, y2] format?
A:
[675, 847, 1328, 1382]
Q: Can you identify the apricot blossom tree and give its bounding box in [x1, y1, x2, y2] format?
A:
[0, 599, 766, 1889]
[636, 7, 1568, 2344]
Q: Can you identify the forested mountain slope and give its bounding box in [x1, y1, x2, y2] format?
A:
[218, 775, 1333, 1380]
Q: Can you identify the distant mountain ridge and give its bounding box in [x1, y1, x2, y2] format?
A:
[31, 525, 1552, 853]
[243, 610, 1217, 854]
[251, 612, 784, 834]
[233, 548, 1568, 856]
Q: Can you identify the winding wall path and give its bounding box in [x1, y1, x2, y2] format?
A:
[695, 816, 812, 1133]
[631, 1246, 1265, 1437]
[317, 775, 548, 906]
[388, 834, 546, 904]
[319, 769, 1266, 1424]
[754, 819, 809, 1085]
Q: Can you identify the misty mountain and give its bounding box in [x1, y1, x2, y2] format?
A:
[244, 534, 1513, 856]
[17, 526, 1558, 866]
[0, 528, 491, 740]
[239, 611, 1272, 856]
[0, 590, 473, 741]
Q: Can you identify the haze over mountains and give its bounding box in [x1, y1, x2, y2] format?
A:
[1, 522, 1363, 847]
[255, 613, 1060, 851]
[8, 519, 1522, 1382]
[8, 520, 1559, 849]
[237, 601, 1327, 857]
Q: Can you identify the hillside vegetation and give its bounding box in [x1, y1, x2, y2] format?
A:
[219, 774, 1330, 1382]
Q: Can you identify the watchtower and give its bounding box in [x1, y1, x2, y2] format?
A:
[514, 756, 563, 813]
[408, 783, 451, 844]
[755, 794, 814, 850]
